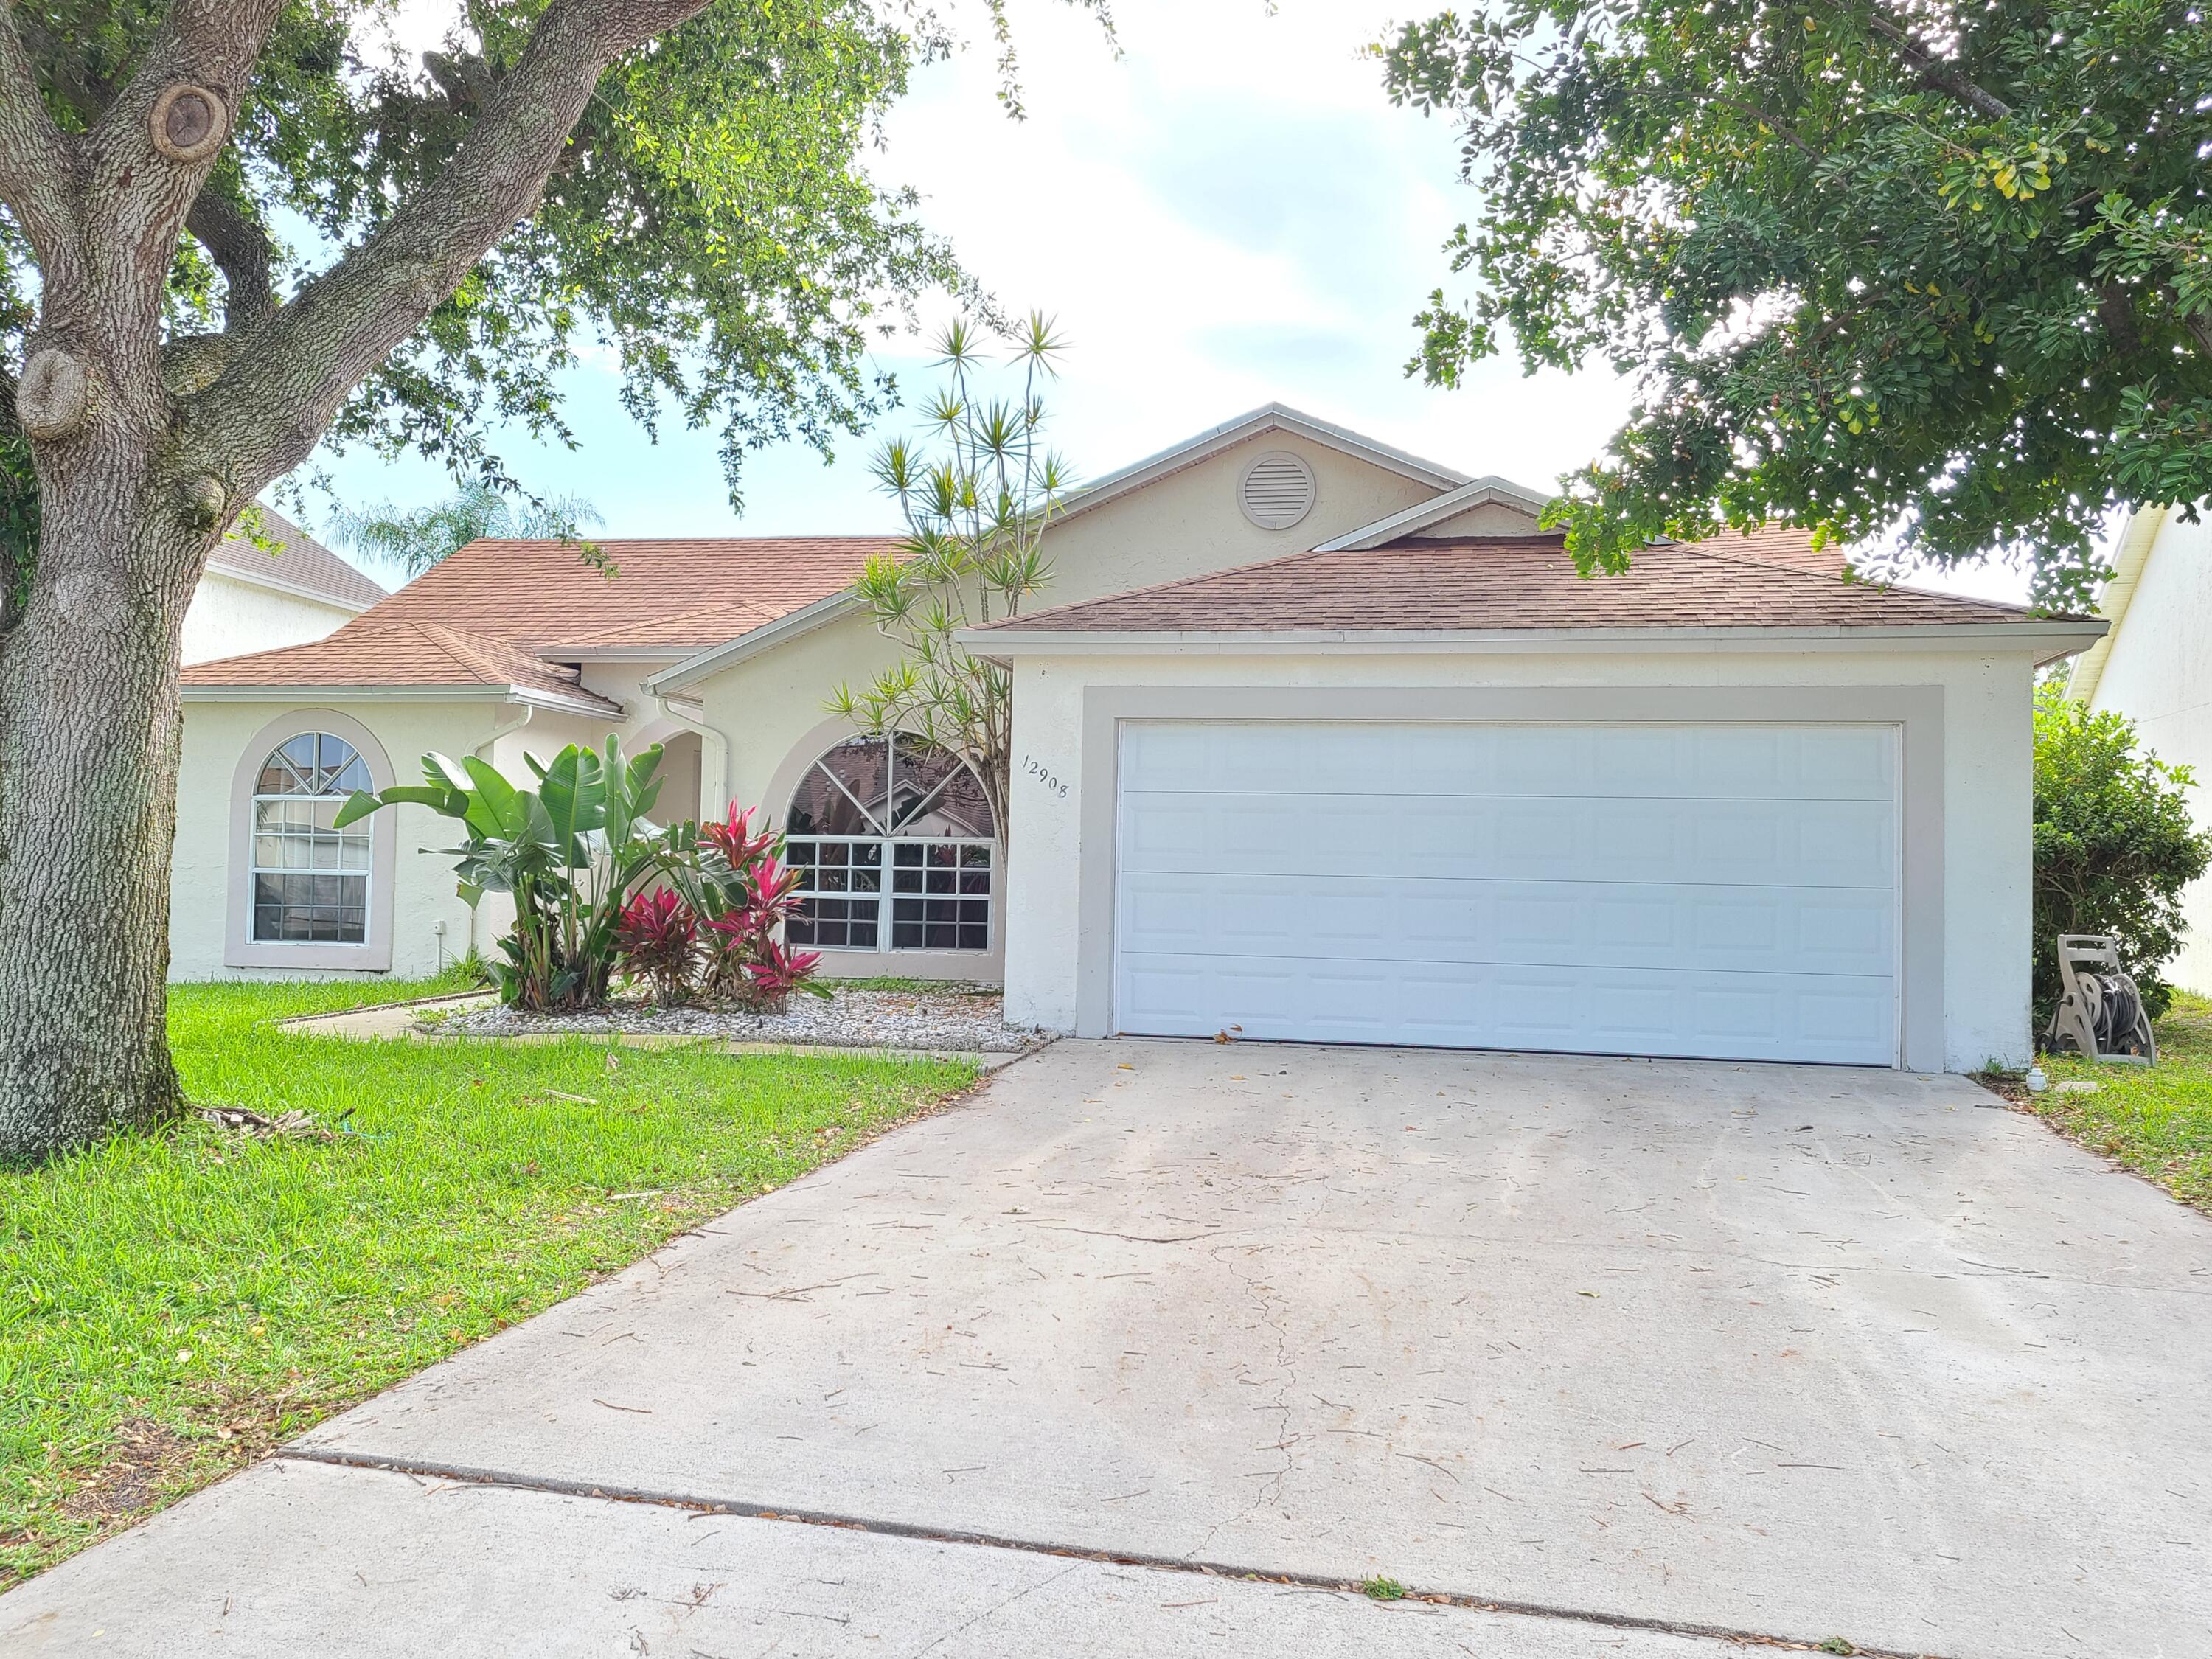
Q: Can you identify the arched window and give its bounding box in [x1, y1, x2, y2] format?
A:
[249, 731, 374, 943]
[785, 734, 995, 953]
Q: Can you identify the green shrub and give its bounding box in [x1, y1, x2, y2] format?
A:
[2033, 682, 2212, 1024]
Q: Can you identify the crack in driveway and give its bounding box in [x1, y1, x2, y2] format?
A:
[273, 1447, 1943, 1658]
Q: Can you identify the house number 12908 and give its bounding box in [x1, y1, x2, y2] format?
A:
[1023, 754, 1070, 799]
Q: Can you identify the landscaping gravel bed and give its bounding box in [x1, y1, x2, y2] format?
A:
[434, 984, 1043, 1054]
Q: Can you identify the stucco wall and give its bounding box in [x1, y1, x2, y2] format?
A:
[172, 699, 505, 980]
[999, 645, 2040, 1073]
[170, 667, 684, 982]
[2081, 511, 2212, 994]
[691, 431, 1453, 807]
[181, 571, 360, 666]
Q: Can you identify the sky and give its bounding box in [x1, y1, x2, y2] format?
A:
[319, 0, 2029, 605]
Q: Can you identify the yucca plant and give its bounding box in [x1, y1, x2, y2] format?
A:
[829, 311, 1071, 839]
[334, 737, 669, 1012]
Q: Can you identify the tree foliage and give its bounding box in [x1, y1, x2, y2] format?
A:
[330, 479, 602, 575]
[0, 0, 987, 532]
[1380, 0, 2212, 607]
[2032, 682, 2212, 1023]
[831, 313, 1071, 837]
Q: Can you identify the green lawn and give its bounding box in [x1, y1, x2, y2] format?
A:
[0, 978, 974, 1587]
[2020, 990, 2212, 1211]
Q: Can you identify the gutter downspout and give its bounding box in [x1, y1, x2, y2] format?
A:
[650, 691, 730, 821]
[459, 703, 536, 967]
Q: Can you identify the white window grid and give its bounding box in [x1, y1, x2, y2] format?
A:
[249, 734, 373, 944]
[787, 836, 993, 953]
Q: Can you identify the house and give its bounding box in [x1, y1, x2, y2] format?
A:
[173, 405, 2101, 1068]
[182, 506, 387, 666]
[2065, 505, 2212, 992]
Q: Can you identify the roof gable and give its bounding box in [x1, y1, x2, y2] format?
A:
[1050, 403, 1468, 528]
[1314, 476, 1551, 549]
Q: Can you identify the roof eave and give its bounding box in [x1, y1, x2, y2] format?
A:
[2065, 507, 2169, 704]
[199, 560, 382, 614]
[180, 682, 624, 718]
[960, 619, 2109, 662]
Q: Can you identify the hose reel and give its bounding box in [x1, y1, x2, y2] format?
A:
[2045, 934, 2157, 1065]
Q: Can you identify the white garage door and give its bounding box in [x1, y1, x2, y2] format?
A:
[1113, 722, 1899, 1065]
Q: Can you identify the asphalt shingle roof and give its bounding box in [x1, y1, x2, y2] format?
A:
[181, 535, 897, 699]
[978, 529, 2045, 636]
[204, 506, 388, 611]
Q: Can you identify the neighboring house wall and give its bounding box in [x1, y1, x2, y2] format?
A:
[180, 570, 362, 666]
[2073, 509, 2212, 993]
[999, 645, 2037, 1073]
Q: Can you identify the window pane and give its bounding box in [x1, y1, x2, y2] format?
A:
[787, 737, 891, 835]
[787, 759, 881, 836]
[257, 732, 368, 799]
[251, 872, 367, 944]
[889, 735, 995, 838]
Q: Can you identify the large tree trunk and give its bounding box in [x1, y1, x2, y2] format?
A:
[0, 453, 207, 1161]
[0, 0, 712, 1164]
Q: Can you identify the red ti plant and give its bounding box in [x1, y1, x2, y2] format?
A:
[684, 824, 827, 1012]
[744, 935, 826, 1014]
[613, 887, 698, 1005]
[702, 803, 775, 871]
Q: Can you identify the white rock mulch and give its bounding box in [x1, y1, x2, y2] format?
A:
[434, 984, 1043, 1054]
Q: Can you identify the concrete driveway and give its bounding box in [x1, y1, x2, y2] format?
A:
[8, 1040, 2211, 1658]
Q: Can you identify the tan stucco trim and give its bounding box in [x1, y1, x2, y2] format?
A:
[226, 708, 399, 973]
[2065, 507, 2170, 706]
[1070, 686, 1947, 1072]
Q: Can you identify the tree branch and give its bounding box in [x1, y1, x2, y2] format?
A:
[0, 10, 77, 266]
[187, 0, 714, 487]
[185, 184, 274, 329]
[1862, 7, 2014, 122]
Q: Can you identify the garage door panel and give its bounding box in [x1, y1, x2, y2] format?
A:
[1116, 951, 1896, 1062]
[1124, 870, 1893, 977]
[1119, 788, 1894, 888]
[1121, 722, 1896, 803]
[1115, 722, 1899, 1065]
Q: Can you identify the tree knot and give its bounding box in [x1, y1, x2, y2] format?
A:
[150, 84, 232, 164]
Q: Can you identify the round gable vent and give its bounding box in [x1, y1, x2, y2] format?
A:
[1238, 450, 1317, 530]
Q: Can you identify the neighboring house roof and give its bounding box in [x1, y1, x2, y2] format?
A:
[181, 535, 897, 710]
[204, 507, 387, 612]
[2063, 507, 2168, 705]
[971, 531, 2091, 650]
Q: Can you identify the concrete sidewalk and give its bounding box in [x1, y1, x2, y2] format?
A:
[7, 1039, 2210, 1657]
